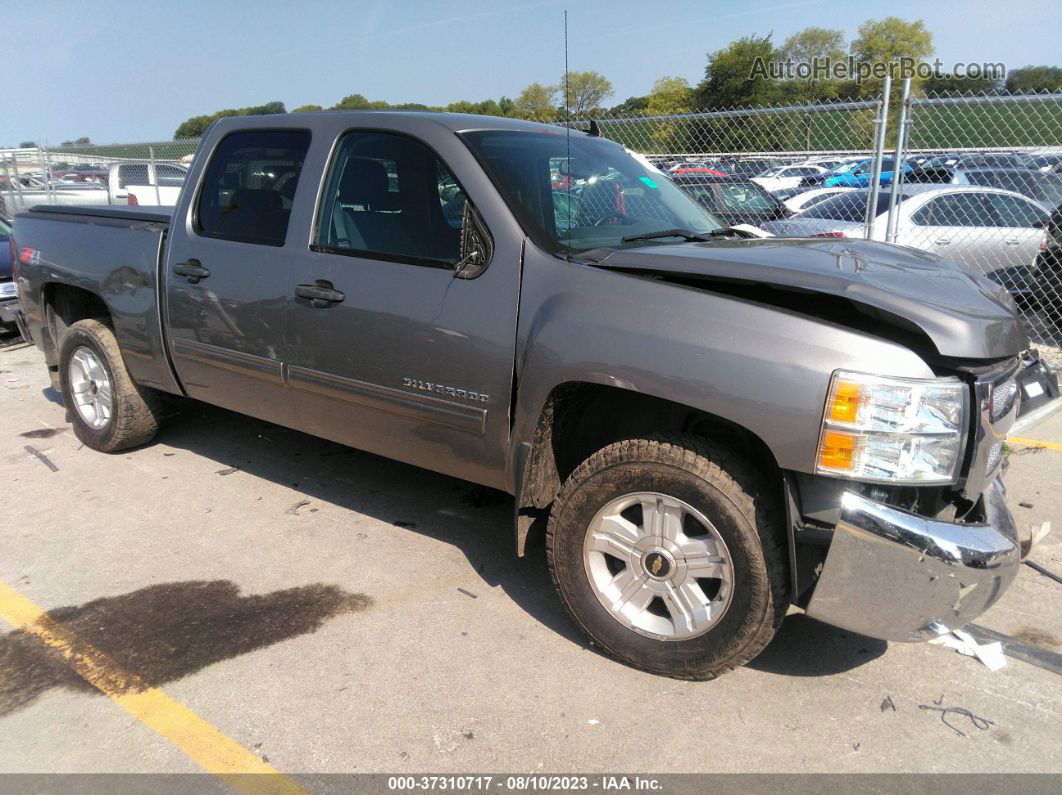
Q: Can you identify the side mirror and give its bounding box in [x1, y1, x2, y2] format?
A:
[454, 200, 493, 280]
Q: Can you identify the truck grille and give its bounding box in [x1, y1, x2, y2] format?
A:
[962, 359, 1020, 500]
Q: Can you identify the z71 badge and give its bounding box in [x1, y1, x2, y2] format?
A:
[403, 378, 489, 403]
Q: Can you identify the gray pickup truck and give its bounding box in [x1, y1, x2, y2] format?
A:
[10, 112, 1032, 679]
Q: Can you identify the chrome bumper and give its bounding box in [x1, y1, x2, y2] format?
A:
[805, 479, 1020, 641]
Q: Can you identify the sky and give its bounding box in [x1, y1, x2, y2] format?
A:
[5, 0, 1060, 146]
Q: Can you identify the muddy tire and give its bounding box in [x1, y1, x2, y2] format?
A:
[58, 319, 163, 452]
[546, 434, 787, 680]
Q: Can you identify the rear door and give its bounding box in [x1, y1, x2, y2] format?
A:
[284, 127, 522, 488]
[900, 192, 995, 272]
[164, 128, 311, 427]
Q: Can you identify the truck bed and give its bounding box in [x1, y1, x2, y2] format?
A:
[15, 203, 181, 395]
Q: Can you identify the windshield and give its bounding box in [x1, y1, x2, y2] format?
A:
[460, 130, 723, 253]
[0, 218, 9, 239]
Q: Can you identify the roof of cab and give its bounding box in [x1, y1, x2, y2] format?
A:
[210, 110, 585, 136]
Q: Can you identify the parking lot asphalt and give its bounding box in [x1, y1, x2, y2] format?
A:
[1, 341, 1061, 779]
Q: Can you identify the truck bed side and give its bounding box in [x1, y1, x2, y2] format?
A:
[13, 205, 183, 395]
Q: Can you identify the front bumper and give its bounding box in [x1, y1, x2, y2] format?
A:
[805, 479, 1019, 641]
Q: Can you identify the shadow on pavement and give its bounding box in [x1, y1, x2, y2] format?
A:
[89, 399, 886, 679]
[0, 580, 370, 717]
[748, 613, 887, 676]
[156, 400, 593, 654]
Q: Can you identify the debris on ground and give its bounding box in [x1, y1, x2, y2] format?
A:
[918, 701, 995, 737]
[285, 499, 311, 515]
[24, 445, 58, 472]
[1019, 501, 1034, 509]
[931, 628, 1006, 671]
[1025, 559, 1062, 586]
[880, 696, 896, 712]
[457, 588, 478, 599]
[215, 467, 239, 476]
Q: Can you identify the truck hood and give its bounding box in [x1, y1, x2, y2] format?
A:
[587, 237, 1025, 360]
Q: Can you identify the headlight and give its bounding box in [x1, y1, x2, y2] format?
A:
[0, 281, 16, 299]
[816, 370, 967, 484]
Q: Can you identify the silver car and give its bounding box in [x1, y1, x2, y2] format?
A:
[761, 185, 1049, 294]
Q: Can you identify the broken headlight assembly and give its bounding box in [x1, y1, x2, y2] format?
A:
[815, 370, 967, 485]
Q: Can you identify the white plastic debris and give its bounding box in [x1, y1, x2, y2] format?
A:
[930, 628, 1007, 671]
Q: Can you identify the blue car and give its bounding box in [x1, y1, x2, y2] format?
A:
[824, 158, 912, 188]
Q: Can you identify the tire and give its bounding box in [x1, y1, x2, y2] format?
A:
[58, 318, 163, 452]
[546, 434, 787, 680]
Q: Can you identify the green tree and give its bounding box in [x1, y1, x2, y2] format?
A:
[512, 82, 558, 120]
[849, 17, 933, 98]
[174, 115, 213, 139]
[173, 101, 286, 139]
[695, 34, 781, 109]
[1005, 66, 1062, 94]
[608, 96, 649, 116]
[331, 94, 389, 110]
[292, 104, 324, 113]
[498, 96, 515, 116]
[19, 140, 36, 148]
[645, 77, 693, 149]
[561, 70, 614, 116]
[778, 27, 847, 101]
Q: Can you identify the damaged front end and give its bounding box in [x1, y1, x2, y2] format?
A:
[805, 479, 1020, 641]
[803, 357, 1025, 642]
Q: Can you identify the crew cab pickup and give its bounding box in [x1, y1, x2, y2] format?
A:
[10, 112, 1032, 679]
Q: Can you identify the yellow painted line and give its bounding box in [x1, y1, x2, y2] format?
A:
[0, 579, 305, 795]
[1009, 436, 1062, 452]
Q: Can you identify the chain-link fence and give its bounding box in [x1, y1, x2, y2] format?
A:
[0, 139, 199, 218]
[3, 91, 1060, 362]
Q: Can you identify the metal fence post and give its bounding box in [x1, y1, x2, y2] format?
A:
[863, 75, 891, 240]
[39, 144, 56, 205]
[1, 153, 15, 216]
[885, 78, 912, 244]
[149, 144, 161, 205]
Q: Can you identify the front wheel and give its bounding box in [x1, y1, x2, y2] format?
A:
[58, 319, 163, 452]
[546, 435, 787, 679]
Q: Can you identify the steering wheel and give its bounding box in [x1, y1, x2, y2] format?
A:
[592, 211, 634, 227]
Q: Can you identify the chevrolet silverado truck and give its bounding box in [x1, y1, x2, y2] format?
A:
[10, 112, 1032, 679]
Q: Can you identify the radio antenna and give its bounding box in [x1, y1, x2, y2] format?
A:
[564, 9, 572, 260]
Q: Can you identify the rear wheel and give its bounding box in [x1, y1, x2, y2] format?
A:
[547, 434, 787, 679]
[58, 319, 163, 452]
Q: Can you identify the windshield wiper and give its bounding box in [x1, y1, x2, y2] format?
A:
[621, 228, 714, 243]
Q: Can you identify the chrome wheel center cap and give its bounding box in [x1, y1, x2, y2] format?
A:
[642, 548, 676, 581]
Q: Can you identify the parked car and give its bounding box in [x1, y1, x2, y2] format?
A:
[761, 185, 1049, 293]
[1032, 154, 1062, 173]
[955, 168, 1062, 212]
[722, 158, 785, 177]
[671, 174, 789, 227]
[0, 216, 20, 334]
[0, 176, 111, 214]
[812, 158, 911, 188]
[752, 164, 829, 192]
[108, 161, 188, 206]
[1033, 205, 1062, 331]
[775, 186, 855, 213]
[12, 111, 1032, 680]
[670, 166, 727, 177]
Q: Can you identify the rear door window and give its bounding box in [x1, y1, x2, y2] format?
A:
[985, 194, 1047, 228]
[118, 164, 150, 188]
[196, 129, 311, 246]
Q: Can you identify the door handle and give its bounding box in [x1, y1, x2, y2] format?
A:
[173, 259, 211, 283]
[296, 280, 345, 307]
[934, 238, 951, 246]
[1004, 238, 1020, 246]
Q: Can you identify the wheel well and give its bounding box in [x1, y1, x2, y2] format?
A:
[519, 382, 781, 513]
[40, 283, 111, 369]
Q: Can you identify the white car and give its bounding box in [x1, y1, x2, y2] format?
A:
[108, 162, 188, 206]
[780, 186, 855, 213]
[760, 184, 1049, 293]
[752, 164, 828, 192]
